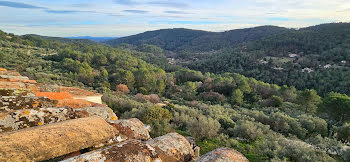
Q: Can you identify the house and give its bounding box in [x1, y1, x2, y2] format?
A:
[259, 59, 268, 64]
[302, 68, 314, 73]
[289, 54, 299, 58]
[323, 64, 332, 69]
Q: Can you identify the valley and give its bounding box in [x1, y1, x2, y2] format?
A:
[1, 24, 350, 161]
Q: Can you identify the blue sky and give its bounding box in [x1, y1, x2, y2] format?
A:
[0, 0, 347, 37]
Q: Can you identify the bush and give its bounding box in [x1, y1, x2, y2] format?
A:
[149, 94, 161, 103]
[306, 135, 343, 155]
[149, 120, 172, 138]
[261, 95, 283, 107]
[231, 120, 269, 141]
[187, 115, 220, 140]
[140, 106, 172, 124]
[199, 92, 226, 104]
[102, 93, 145, 116]
[336, 123, 350, 143]
[298, 114, 328, 137]
[116, 84, 130, 94]
[270, 112, 307, 139]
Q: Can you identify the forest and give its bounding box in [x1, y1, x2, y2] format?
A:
[1, 26, 350, 161]
[106, 23, 350, 96]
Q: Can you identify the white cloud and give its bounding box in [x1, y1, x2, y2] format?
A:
[0, 0, 349, 36]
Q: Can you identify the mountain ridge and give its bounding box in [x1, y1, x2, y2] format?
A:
[104, 25, 292, 52]
[67, 36, 119, 42]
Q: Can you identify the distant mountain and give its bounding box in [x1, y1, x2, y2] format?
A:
[67, 36, 119, 42]
[104, 26, 291, 52]
[105, 28, 210, 51]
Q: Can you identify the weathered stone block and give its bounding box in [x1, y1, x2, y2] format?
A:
[0, 116, 119, 162]
[0, 107, 118, 133]
[146, 132, 195, 162]
[109, 118, 151, 141]
[0, 95, 57, 112]
[62, 140, 162, 162]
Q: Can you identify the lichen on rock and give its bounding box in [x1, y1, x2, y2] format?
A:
[109, 118, 151, 141]
[0, 116, 119, 162]
[62, 140, 162, 162]
[146, 132, 195, 162]
[196, 147, 249, 162]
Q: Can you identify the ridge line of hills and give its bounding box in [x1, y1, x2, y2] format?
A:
[105, 22, 350, 96]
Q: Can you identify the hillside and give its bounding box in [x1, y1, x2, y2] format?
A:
[1, 29, 350, 161]
[1, 68, 250, 161]
[188, 23, 350, 96]
[105, 26, 291, 52]
[106, 23, 350, 96]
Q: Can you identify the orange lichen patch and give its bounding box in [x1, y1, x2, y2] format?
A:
[23, 110, 31, 115]
[56, 99, 92, 108]
[32, 101, 39, 107]
[35, 92, 73, 100]
[60, 87, 101, 97]
[111, 116, 118, 120]
[37, 122, 43, 126]
[0, 68, 7, 72]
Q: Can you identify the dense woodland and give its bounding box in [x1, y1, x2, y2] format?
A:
[1, 26, 350, 161]
[106, 23, 350, 96]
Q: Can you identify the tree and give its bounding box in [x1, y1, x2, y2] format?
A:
[296, 89, 321, 113]
[231, 120, 267, 141]
[113, 69, 135, 89]
[306, 135, 344, 156]
[269, 95, 283, 107]
[140, 106, 172, 124]
[280, 85, 297, 102]
[298, 114, 328, 137]
[93, 54, 108, 65]
[0, 51, 4, 60]
[187, 115, 220, 140]
[320, 92, 350, 123]
[149, 120, 171, 138]
[233, 73, 251, 93]
[100, 68, 109, 80]
[336, 123, 350, 143]
[199, 92, 226, 104]
[182, 81, 197, 100]
[230, 89, 243, 106]
[116, 84, 130, 94]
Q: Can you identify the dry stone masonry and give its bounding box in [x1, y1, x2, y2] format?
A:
[0, 68, 249, 162]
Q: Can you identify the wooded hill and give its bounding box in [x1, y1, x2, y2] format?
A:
[105, 23, 350, 96]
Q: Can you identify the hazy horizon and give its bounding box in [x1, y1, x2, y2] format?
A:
[0, 0, 348, 37]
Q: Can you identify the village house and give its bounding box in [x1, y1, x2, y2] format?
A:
[302, 67, 314, 73]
